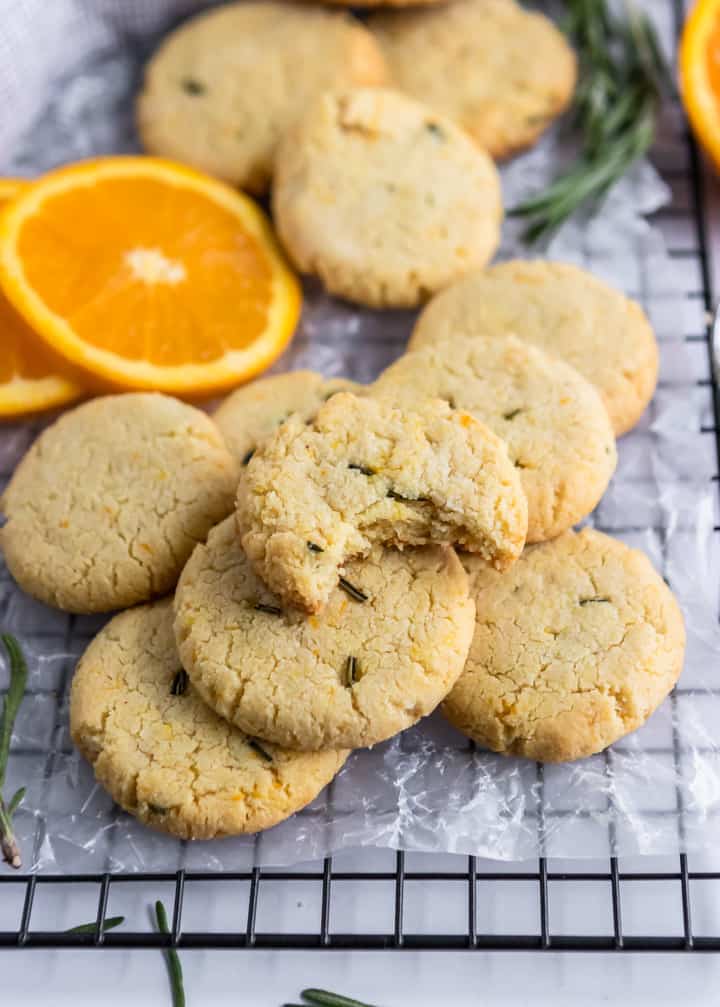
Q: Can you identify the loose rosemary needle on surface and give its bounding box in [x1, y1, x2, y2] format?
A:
[511, 0, 672, 243]
[0, 634, 28, 870]
[155, 899, 186, 1007]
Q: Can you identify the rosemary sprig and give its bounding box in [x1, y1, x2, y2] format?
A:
[510, 1, 671, 243]
[338, 577, 368, 603]
[66, 915, 125, 935]
[0, 634, 28, 870]
[155, 900, 186, 1007]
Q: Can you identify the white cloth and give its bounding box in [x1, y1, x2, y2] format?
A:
[0, 0, 214, 160]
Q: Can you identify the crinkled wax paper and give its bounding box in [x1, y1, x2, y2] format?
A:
[1, 1, 719, 871]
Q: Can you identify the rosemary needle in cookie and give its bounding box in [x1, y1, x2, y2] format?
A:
[0, 634, 28, 870]
[338, 577, 368, 603]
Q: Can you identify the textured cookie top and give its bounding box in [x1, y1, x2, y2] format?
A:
[442, 529, 686, 763]
[272, 87, 502, 308]
[410, 260, 658, 436]
[371, 335, 617, 543]
[237, 392, 527, 612]
[0, 393, 238, 613]
[174, 517, 475, 751]
[370, 0, 577, 159]
[214, 370, 361, 465]
[137, 1, 388, 193]
[70, 599, 347, 840]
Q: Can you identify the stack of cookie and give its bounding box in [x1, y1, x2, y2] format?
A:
[0, 0, 687, 845]
[137, 0, 577, 308]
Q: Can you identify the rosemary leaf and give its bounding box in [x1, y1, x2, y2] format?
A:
[345, 656, 357, 688]
[307, 541, 324, 553]
[170, 669, 188, 696]
[66, 915, 125, 935]
[338, 577, 368, 603]
[242, 448, 255, 466]
[0, 634, 28, 870]
[579, 596, 611, 606]
[510, 1, 670, 243]
[155, 900, 186, 1007]
[301, 988, 379, 1007]
[254, 602, 283, 616]
[7, 787, 25, 817]
[181, 77, 205, 96]
[348, 464, 374, 476]
[248, 738, 273, 762]
[0, 634, 28, 790]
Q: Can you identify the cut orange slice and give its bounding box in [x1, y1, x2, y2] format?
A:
[681, 0, 720, 172]
[0, 158, 301, 396]
[0, 180, 83, 418]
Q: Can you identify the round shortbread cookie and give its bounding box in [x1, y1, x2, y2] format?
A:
[410, 260, 658, 436]
[272, 87, 503, 308]
[137, 1, 388, 193]
[237, 392, 527, 613]
[371, 335, 617, 543]
[442, 529, 686, 763]
[214, 370, 361, 465]
[70, 599, 347, 839]
[174, 517, 475, 751]
[369, 0, 577, 160]
[0, 393, 238, 613]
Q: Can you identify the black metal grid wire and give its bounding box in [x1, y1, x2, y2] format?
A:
[1, 0, 720, 953]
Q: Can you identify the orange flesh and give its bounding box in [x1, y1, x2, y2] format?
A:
[18, 177, 275, 367]
[0, 190, 70, 384]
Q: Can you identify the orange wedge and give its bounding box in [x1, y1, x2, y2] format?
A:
[0, 180, 83, 418]
[0, 158, 301, 396]
[681, 0, 720, 172]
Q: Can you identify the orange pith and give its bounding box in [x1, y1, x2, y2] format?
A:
[0, 180, 83, 417]
[0, 158, 302, 395]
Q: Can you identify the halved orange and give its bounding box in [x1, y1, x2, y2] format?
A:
[681, 0, 720, 172]
[0, 158, 301, 396]
[0, 180, 83, 418]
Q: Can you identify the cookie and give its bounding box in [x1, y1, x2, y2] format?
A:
[174, 517, 475, 750]
[272, 87, 502, 308]
[137, 1, 388, 193]
[237, 391, 527, 613]
[70, 599, 347, 839]
[214, 370, 361, 466]
[0, 393, 238, 613]
[410, 261, 658, 436]
[442, 529, 686, 762]
[371, 335, 617, 543]
[369, 0, 577, 160]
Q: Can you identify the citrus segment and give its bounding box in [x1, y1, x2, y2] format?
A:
[0, 158, 302, 396]
[681, 0, 720, 173]
[0, 180, 83, 418]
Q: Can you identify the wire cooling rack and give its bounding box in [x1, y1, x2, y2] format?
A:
[1, 0, 720, 953]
